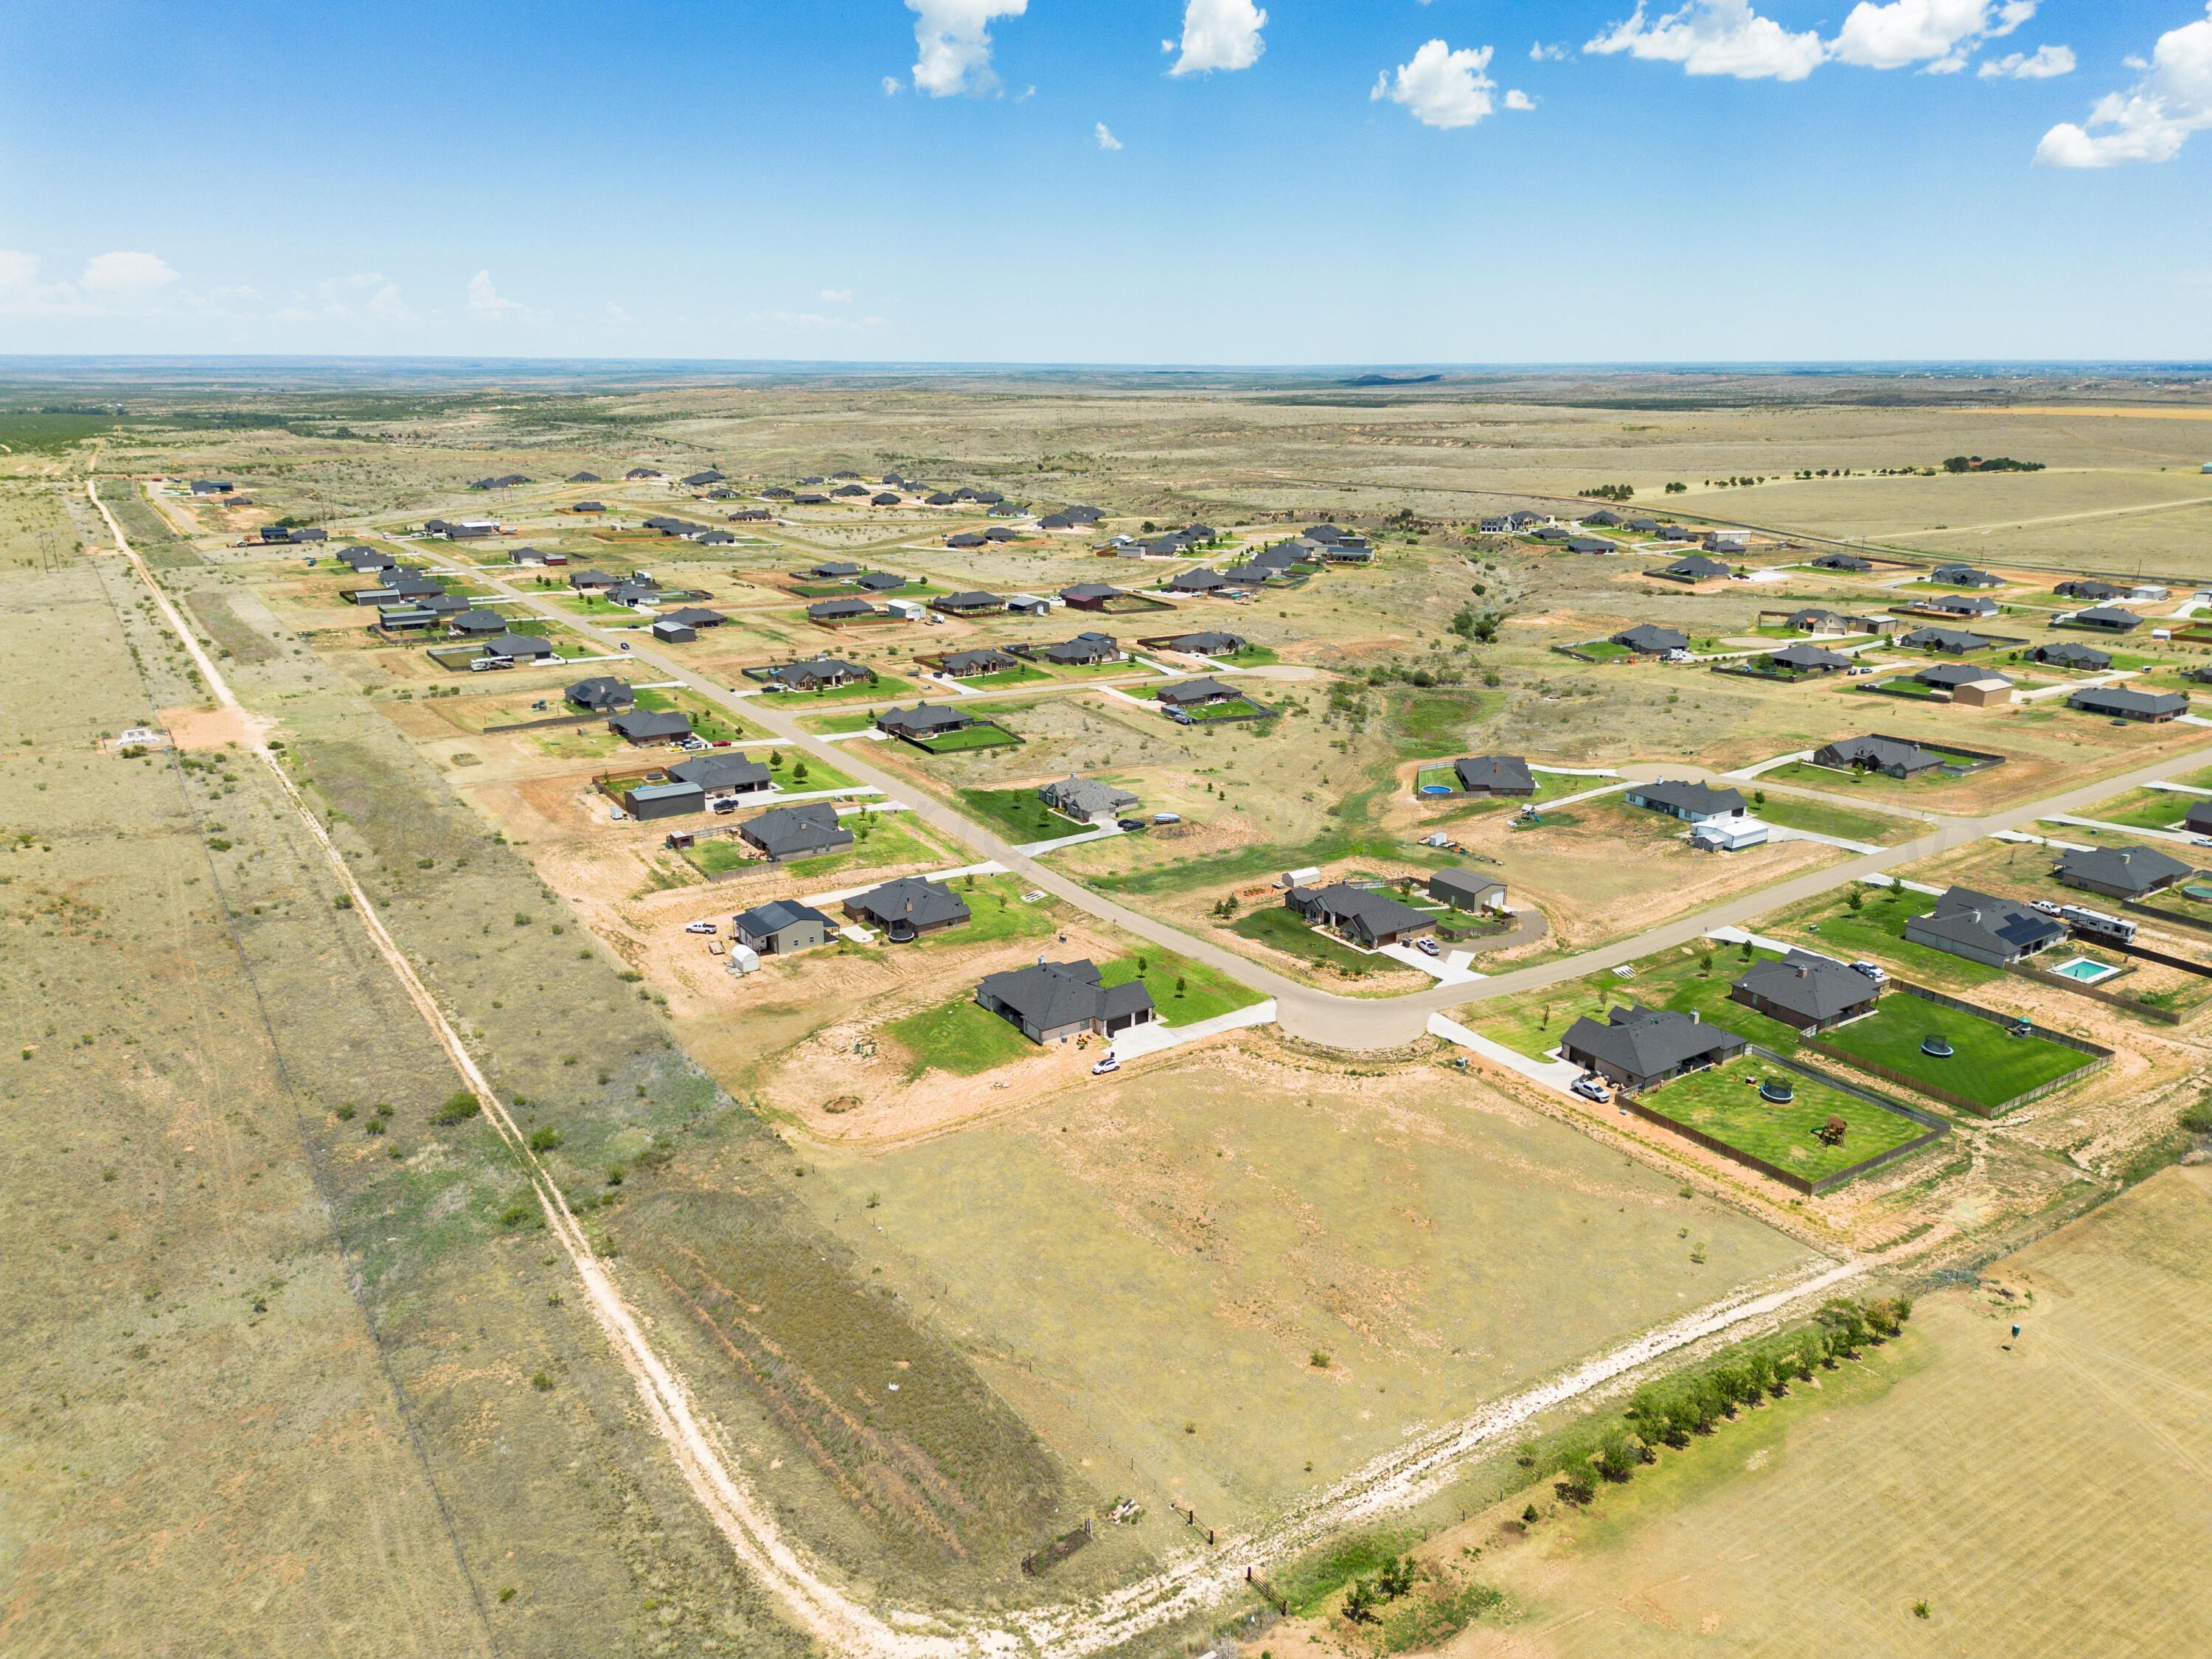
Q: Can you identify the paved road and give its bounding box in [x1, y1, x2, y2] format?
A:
[456, 558, 2212, 1048]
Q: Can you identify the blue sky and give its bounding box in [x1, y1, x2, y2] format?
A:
[3, 1, 2208, 362]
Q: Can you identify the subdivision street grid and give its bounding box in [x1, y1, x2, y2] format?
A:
[447, 547, 2212, 1051]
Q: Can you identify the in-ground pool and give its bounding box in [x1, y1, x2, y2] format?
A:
[2051, 956, 2124, 985]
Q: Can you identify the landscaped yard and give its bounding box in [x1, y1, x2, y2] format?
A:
[2070, 787, 2190, 831]
[1812, 998, 2092, 1112]
[1637, 1057, 1932, 1184]
[1230, 905, 1394, 978]
[1569, 640, 1633, 661]
[753, 672, 913, 706]
[780, 813, 943, 879]
[626, 688, 761, 745]
[1759, 755, 1988, 796]
[1474, 944, 1800, 1062]
[1170, 696, 1270, 723]
[799, 710, 878, 734]
[913, 722, 1022, 754]
[679, 835, 754, 877]
[1769, 886, 2001, 986]
[1098, 949, 1266, 1026]
[955, 785, 1094, 844]
[886, 998, 1037, 1079]
[1220, 644, 1279, 667]
[939, 664, 1051, 690]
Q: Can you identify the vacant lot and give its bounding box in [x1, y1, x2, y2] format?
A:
[1458, 1166, 2212, 1659]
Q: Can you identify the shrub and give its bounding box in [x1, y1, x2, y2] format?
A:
[435, 1091, 481, 1125]
[1554, 1469, 1596, 1506]
[527, 1127, 563, 1152]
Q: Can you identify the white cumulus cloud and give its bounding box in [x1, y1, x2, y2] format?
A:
[1504, 88, 1538, 111]
[2037, 4, 2212, 167]
[1530, 42, 1571, 63]
[1372, 40, 1500, 129]
[1094, 121, 1124, 150]
[907, 0, 1027, 98]
[81, 251, 179, 294]
[1980, 44, 2073, 80]
[1831, 0, 2033, 74]
[1169, 0, 1266, 76]
[467, 270, 526, 319]
[1586, 1, 1826, 83]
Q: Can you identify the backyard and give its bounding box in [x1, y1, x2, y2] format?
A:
[1635, 1056, 1933, 1185]
[752, 671, 914, 706]
[1810, 998, 2094, 1113]
[1769, 886, 2003, 988]
[912, 722, 1022, 754]
[1097, 948, 1266, 1026]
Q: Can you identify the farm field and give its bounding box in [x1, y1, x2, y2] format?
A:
[1455, 1166, 2212, 1659]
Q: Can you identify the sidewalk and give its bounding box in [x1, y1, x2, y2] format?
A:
[1426, 1014, 1585, 1093]
[1015, 822, 1124, 856]
[1112, 999, 1278, 1060]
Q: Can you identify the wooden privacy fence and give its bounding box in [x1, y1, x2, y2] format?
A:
[1801, 981, 2111, 1118]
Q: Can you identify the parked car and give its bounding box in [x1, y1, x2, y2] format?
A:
[684, 921, 718, 935]
[2031, 900, 2064, 917]
[2194, 837, 2212, 849]
[1091, 1054, 1120, 1076]
[1415, 937, 1441, 957]
[1116, 818, 1147, 832]
[1570, 1075, 1612, 1104]
[1850, 959, 1888, 983]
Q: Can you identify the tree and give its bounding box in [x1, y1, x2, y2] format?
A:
[1377, 1555, 1416, 1599]
[1847, 887, 1864, 912]
[1554, 1469, 1596, 1506]
[1343, 1579, 1378, 1624]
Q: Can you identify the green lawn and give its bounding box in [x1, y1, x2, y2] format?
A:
[759, 748, 855, 791]
[680, 837, 753, 877]
[753, 672, 913, 706]
[913, 723, 1021, 754]
[939, 878, 1060, 945]
[1872, 677, 1946, 700]
[1170, 697, 1270, 722]
[1770, 888, 2001, 987]
[1759, 760, 1976, 796]
[1750, 794, 1913, 845]
[799, 711, 878, 734]
[779, 814, 942, 880]
[1230, 906, 1393, 978]
[1638, 1057, 1931, 1185]
[1571, 641, 1633, 660]
[1475, 945, 1799, 1063]
[1416, 765, 1460, 795]
[1221, 644, 1279, 668]
[1812, 999, 2092, 1112]
[956, 785, 1094, 844]
[629, 689, 755, 745]
[2073, 788, 2189, 831]
[886, 998, 1037, 1079]
[942, 664, 1052, 690]
[1098, 949, 1265, 1026]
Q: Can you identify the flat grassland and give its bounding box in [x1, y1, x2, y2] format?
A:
[1455, 1166, 2212, 1659]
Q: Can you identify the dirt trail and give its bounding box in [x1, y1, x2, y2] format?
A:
[90, 475, 1877, 1655]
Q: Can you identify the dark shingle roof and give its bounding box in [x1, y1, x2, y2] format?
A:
[1733, 952, 1879, 1023]
[1453, 756, 1534, 793]
[739, 804, 851, 858]
[846, 877, 970, 931]
[2056, 844, 2190, 896]
[1914, 886, 2067, 959]
[1562, 1005, 1745, 1082]
[2070, 686, 2185, 718]
[1614, 624, 1689, 653]
[670, 753, 771, 791]
[1631, 779, 1745, 817]
[977, 959, 1151, 1031]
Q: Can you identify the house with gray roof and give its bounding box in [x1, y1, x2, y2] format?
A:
[1156, 676, 1242, 712]
[479, 633, 556, 663]
[942, 647, 1018, 678]
[670, 753, 771, 799]
[446, 609, 509, 636]
[1812, 553, 1873, 572]
[737, 804, 852, 861]
[1770, 642, 1851, 673]
[1164, 567, 1228, 595]
[1039, 631, 1123, 666]
[931, 590, 1004, 615]
[1560, 1005, 1747, 1093]
[1814, 734, 1945, 777]
[569, 568, 621, 591]
[1658, 554, 1731, 582]
[766, 657, 866, 692]
[2025, 641, 2112, 671]
[1286, 883, 1437, 948]
[1900, 626, 1992, 654]
[1161, 631, 1245, 656]
[2070, 686, 2185, 723]
[1060, 582, 1124, 608]
[1624, 779, 1747, 823]
[1613, 624, 1689, 655]
[1905, 886, 2066, 967]
[2056, 580, 2127, 602]
[1430, 869, 1507, 912]
[876, 703, 974, 741]
[844, 877, 970, 938]
[808, 597, 880, 622]
[1040, 776, 1138, 821]
[1452, 756, 1535, 796]
[1731, 951, 1882, 1032]
[1919, 662, 2011, 692]
[856, 571, 907, 591]
[2055, 844, 2191, 900]
[732, 900, 832, 956]
[1917, 593, 1999, 619]
[567, 677, 636, 713]
[610, 709, 692, 743]
[2071, 606, 2146, 633]
[1930, 564, 2002, 587]
[976, 959, 1155, 1044]
[804, 560, 863, 580]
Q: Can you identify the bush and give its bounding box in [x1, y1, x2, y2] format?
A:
[434, 1091, 481, 1125]
[527, 1127, 563, 1152]
[1554, 1469, 1596, 1506]
[2181, 1094, 2212, 1134]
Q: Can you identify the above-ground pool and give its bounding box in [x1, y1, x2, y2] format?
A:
[2051, 956, 2124, 985]
[1421, 785, 1453, 796]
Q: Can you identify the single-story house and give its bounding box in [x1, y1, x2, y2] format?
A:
[1730, 951, 1882, 1032]
[1930, 564, 2003, 587]
[1613, 625, 1689, 655]
[737, 803, 853, 861]
[189, 479, 234, 495]
[876, 703, 973, 741]
[856, 571, 907, 591]
[479, 633, 556, 663]
[1660, 554, 1732, 581]
[670, 753, 771, 799]
[569, 569, 620, 591]
[1899, 627, 1992, 654]
[567, 677, 635, 712]
[1040, 776, 1138, 821]
[732, 900, 832, 956]
[871, 491, 901, 507]
[2069, 686, 2186, 723]
[808, 597, 880, 622]
[1157, 676, 1242, 712]
[1165, 568, 1228, 595]
[1286, 882, 1437, 948]
[1568, 538, 1619, 556]
[609, 709, 692, 744]
[2070, 606, 2146, 633]
[1584, 509, 1626, 527]
[931, 591, 1004, 616]
[1918, 594, 1999, 618]
[805, 560, 863, 580]
[1811, 553, 1873, 572]
[2056, 580, 2127, 602]
[625, 467, 662, 481]
[1919, 662, 2011, 692]
[2185, 799, 2212, 835]
[1430, 868, 1507, 913]
[1453, 755, 1536, 796]
[1770, 643, 1851, 674]
[2026, 641, 2113, 670]
[844, 877, 970, 938]
[2054, 844, 2191, 900]
[661, 606, 727, 630]
[1905, 886, 2067, 966]
[945, 532, 987, 550]
[767, 657, 866, 692]
[1560, 1005, 1747, 1094]
[446, 610, 509, 636]
[975, 959, 1155, 1044]
[1040, 631, 1122, 666]
[682, 470, 725, 488]
[1061, 583, 1125, 609]
[1162, 631, 1246, 656]
[1815, 734, 1944, 778]
[1221, 563, 1276, 585]
[942, 647, 1017, 678]
[1784, 608, 1848, 633]
[339, 546, 397, 572]
[1624, 779, 1746, 823]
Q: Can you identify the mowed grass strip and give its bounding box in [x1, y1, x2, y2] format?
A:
[2070, 787, 2191, 830]
[1638, 1057, 1928, 1183]
[1231, 905, 1394, 978]
[1099, 948, 1265, 1025]
[955, 785, 1093, 844]
[1774, 888, 2002, 987]
[886, 998, 1036, 1079]
[1750, 793, 1916, 845]
[754, 672, 914, 706]
[1814, 1000, 2090, 1110]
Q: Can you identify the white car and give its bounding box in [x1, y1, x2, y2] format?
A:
[1415, 937, 1441, 957]
[684, 921, 719, 936]
[1091, 1054, 1120, 1076]
[1850, 959, 1888, 983]
[1570, 1075, 1612, 1104]
[2194, 837, 2212, 849]
[2031, 900, 2064, 917]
